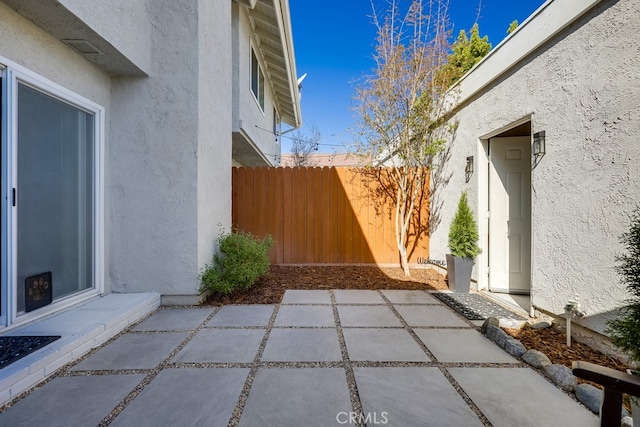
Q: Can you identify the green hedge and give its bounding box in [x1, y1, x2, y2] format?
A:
[200, 229, 273, 295]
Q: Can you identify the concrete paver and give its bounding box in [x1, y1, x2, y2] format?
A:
[111, 368, 249, 427]
[132, 307, 213, 331]
[449, 367, 598, 427]
[239, 368, 352, 427]
[381, 289, 440, 304]
[334, 289, 385, 304]
[281, 290, 331, 304]
[173, 329, 265, 363]
[343, 328, 430, 362]
[355, 367, 484, 427]
[72, 332, 187, 370]
[337, 306, 403, 327]
[395, 305, 471, 327]
[261, 328, 342, 362]
[0, 375, 145, 426]
[274, 305, 335, 327]
[207, 305, 275, 327]
[414, 329, 517, 363]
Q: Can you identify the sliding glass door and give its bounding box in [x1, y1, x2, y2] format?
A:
[16, 83, 95, 313]
[1, 61, 103, 326]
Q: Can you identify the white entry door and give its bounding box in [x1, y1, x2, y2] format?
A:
[488, 137, 531, 293]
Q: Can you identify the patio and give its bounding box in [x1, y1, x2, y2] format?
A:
[0, 290, 597, 426]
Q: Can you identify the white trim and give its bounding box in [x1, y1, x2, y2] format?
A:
[0, 65, 12, 326]
[250, 44, 266, 114]
[452, 0, 604, 109]
[477, 116, 534, 293]
[477, 138, 489, 292]
[0, 54, 105, 329]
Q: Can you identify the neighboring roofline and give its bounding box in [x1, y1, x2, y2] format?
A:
[450, 0, 604, 109]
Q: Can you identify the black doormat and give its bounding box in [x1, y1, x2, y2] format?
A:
[433, 293, 527, 321]
[0, 336, 61, 369]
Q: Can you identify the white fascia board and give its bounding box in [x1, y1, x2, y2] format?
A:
[274, 0, 302, 128]
[452, 0, 604, 108]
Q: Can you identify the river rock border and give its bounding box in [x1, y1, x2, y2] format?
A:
[481, 317, 632, 425]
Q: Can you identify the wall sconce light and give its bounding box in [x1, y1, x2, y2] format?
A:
[533, 131, 546, 157]
[465, 156, 474, 183]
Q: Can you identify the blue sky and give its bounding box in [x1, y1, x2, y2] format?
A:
[285, 0, 545, 153]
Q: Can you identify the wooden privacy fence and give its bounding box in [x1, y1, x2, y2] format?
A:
[232, 166, 429, 265]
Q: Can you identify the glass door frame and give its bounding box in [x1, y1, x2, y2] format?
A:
[1, 57, 105, 329]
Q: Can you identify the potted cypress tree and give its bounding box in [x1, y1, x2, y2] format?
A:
[607, 207, 640, 425]
[446, 192, 481, 293]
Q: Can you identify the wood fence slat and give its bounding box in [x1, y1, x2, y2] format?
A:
[267, 168, 278, 263]
[257, 168, 269, 240]
[236, 168, 246, 231]
[324, 167, 336, 263]
[313, 167, 324, 263]
[292, 168, 306, 263]
[305, 167, 315, 263]
[273, 168, 284, 264]
[336, 167, 347, 263]
[232, 167, 238, 228]
[283, 168, 293, 263]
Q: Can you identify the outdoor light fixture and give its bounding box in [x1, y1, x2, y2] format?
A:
[465, 156, 474, 183]
[533, 131, 546, 157]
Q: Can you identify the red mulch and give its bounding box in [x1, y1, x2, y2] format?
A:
[203, 265, 447, 305]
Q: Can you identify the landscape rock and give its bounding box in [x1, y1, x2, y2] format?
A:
[544, 364, 577, 392]
[522, 349, 551, 368]
[503, 337, 527, 357]
[574, 383, 602, 414]
[621, 416, 633, 427]
[485, 325, 508, 348]
[530, 320, 552, 330]
[499, 318, 528, 329]
[481, 317, 499, 334]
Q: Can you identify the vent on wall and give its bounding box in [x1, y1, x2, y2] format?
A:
[61, 39, 104, 56]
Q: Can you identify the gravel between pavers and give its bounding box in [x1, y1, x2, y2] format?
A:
[1, 292, 539, 427]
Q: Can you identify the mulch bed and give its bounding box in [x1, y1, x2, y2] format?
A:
[505, 327, 628, 373]
[204, 265, 448, 305]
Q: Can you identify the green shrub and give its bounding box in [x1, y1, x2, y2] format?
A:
[200, 229, 274, 295]
[607, 207, 640, 365]
[448, 191, 481, 259]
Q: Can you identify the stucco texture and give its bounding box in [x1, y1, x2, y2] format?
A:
[433, 0, 640, 334]
[108, 0, 231, 299]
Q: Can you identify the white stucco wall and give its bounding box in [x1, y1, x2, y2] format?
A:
[57, 0, 151, 74]
[2, 0, 235, 304]
[196, 0, 232, 273]
[108, 5, 197, 296]
[0, 2, 111, 105]
[232, 2, 281, 165]
[433, 0, 640, 334]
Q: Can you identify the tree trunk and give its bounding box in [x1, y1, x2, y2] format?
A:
[399, 245, 410, 276]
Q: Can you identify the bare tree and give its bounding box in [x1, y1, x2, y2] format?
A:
[352, 0, 456, 276]
[289, 125, 321, 167]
